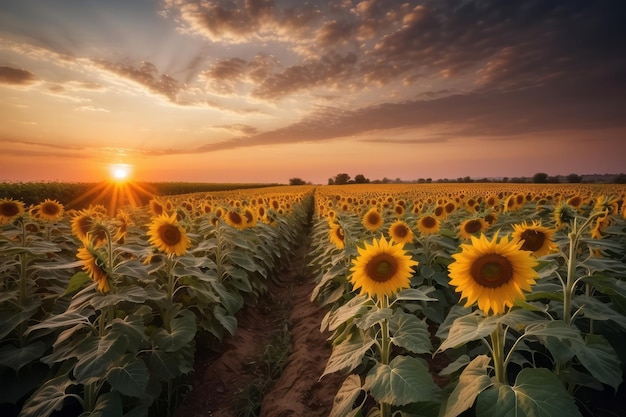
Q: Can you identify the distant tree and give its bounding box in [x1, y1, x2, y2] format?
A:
[566, 174, 583, 183]
[532, 172, 549, 183]
[381, 177, 391, 184]
[614, 174, 626, 184]
[334, 173, 351, 185]
[354, 174, 369, 184]
[327, 178, 335, 185]
[426, 178, 432, 183]
[289, 177, 306, 185]
[502, 177, 509, 183]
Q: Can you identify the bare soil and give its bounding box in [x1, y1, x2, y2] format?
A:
[175, 242, 345, 417]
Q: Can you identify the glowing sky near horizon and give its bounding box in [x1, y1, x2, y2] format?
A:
[1, 0, 625, 184]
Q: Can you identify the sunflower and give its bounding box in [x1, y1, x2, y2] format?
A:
[416, 214, 440, 235]
[362, 207, 384, 231]
[114, 209, 132, 244]
[511, 220, 557, 257]
[388, 220, 414, 245]
[224, 210, 248, 230]
[70, 208, 98, 240]
[76, 238, 110, 293]
[458, 218, 489, 240]
[448, 232, 539, 315]
[0, 198, 25, 224]
[37, 199, 64, 221]
[148, 212, 191, 256]
[553, 202, 576, 229]
[328, 221, 346, 249]
[349, 236, 418, 300]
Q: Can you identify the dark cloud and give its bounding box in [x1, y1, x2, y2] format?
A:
[0, 66, 37, 85]
[93, 59, 183, 102]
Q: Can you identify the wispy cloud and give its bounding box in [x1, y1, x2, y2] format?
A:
[0, 66, 38, 86]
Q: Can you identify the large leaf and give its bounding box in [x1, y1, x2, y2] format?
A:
[322, 295, 370, 332]
[365, 355, 439, 406]
[443, 355, 492, 417]
[355, 308, 392, 330]
[572, 295, 626, 330]
[389, 310, 432, 354]
[476, 368, 582, 417]
[90, 391, 123, 417]
[328, 375, 365, 417]
[437, 311, 498, 353]
[571, 334, 623, 391]
[107, 355, 150, 398]
[0, 341, 47, 372]
[322, 333, 376, 377]
[394, 287, 437, 302]
[63, 271, 92, 296]
[152, 309, 196, 352]
[19, 374, 77, 417]
[73, 334, 128, 383]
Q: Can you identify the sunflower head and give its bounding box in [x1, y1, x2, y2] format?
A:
[458, 218, 488, 240]
[448, 232, 539, 315]
[416, 214, 440, 235]
[362, 207, 384, 231]
[76, 238, 110, 293]
[224, 210, 248, 229]
[511, 220, 557, 257]
[328, 221, 346, 249]
[37, 199, 64, 222]
[349, 236, 418, 301]
[148, 213, 191, 256]
[553, 202, 577, 229]
[388, 220, 414, 245]
[0, 198, 25, 224]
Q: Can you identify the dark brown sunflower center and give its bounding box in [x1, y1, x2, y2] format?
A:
[159, 224, 182, 246]
[335, 227, 345, 241]
[520, 230, 545, 252]
[0, 203, 20, 217]
[228, 212, 243, 224]
[463, 220, 483, 234]
[365, 253, 398, 283]
[470, 254, 513, 288]
[366, 212, 381, 225]
[421, 216, 436, 228]
[41, 202, 61, 215]
[393, 224, 409, 238]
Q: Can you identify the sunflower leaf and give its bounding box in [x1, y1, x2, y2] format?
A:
[322, 333, 376, 377]
[436, 311, 498, 353]
[476, 368, 582, 417]
[328, 375, 365, 417]
[442, 355, 492, 417]
[389, 310, 432, 354]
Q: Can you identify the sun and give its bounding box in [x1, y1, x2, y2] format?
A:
[110, 164, 132, 182]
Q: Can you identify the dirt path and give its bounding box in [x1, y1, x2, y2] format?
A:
[175, 235, 344, 417]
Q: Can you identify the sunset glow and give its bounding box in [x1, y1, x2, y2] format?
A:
[110, 164, 132, 182]
[0, 1, 625, 183]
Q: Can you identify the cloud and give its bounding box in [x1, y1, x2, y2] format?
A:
[0, 66, 38, 85]
[74, 105, 110, 112]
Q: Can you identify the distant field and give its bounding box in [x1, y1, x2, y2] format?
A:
[0, 181, 281, 208]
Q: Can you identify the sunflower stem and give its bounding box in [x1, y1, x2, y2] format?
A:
[378, 295, 391, 417]
[490, 323, 507, 385]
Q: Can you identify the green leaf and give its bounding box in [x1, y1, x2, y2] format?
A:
[355, 308, 392, 330]
[107, 355, 150, 398]
[476, 368, 582, 417]
[394, 287, 437, 302]
[227, 250, 258, 272]
[63, 272, 92, 296]
[328, 375, 365, 417]
[322, 333, 376, 377]
[389, 310, 432, 354]
[583, 274, 626, 298]
[90, 391, 123, 417]
[19, 374, 76, 417]
[365, 355, 439, 406]
[438, 354, 471, 376]
[572, 295, 626, 330]
[213, 305, 237, 337]
[152, 309, 196, 353]
[0, 342, 47, 373]
[437, 311, 498, 353]
[73, 334, 128, 383]
[571, 334, 623, 391]
[149, 349, 180, 380]
[323, 295, 370, 332]
[443, 355, 492, 417]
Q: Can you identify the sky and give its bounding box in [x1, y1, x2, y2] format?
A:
[1, 0, 625, 185]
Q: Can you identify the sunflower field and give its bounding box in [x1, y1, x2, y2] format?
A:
[1, 182, 626, 417]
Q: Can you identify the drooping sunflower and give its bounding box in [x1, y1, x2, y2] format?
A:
[148, 212, 191, 256]
[388, 220, 414, 245]
[0, 198, 25, 224]
[553, 202, 577, 229]
[349, 236, 418, 300]
[37, 199, 64, 221]
[76, 238, 110, 293]
[448, 232, 539, 315]
[70, 208, 99, 240]
[416, 214, 440, 235]
[511, 220, 557, 257]
[328, 221, 346, 249]
[458, 218, 489, 240]
[114, 209, 132, 244]
[362, 207, 384, 231]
